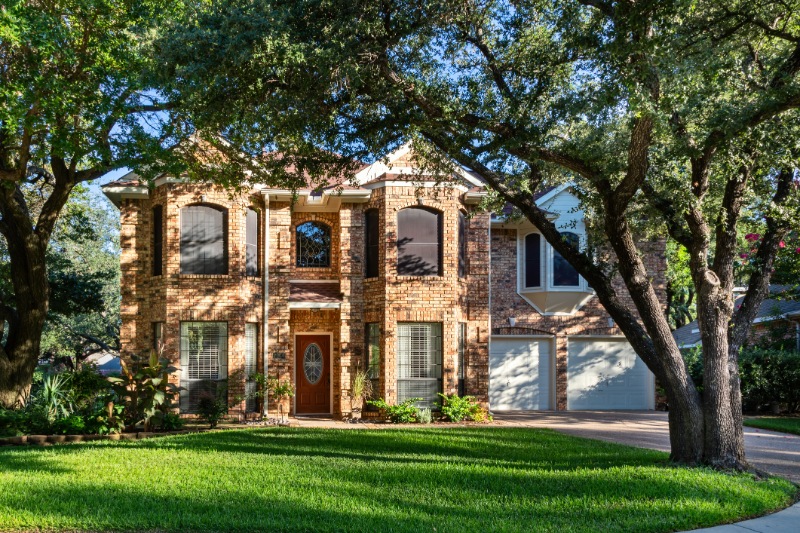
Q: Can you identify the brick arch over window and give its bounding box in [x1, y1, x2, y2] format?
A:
[180, 204, 228, 275]
[397, 207, 442, 276]
[296, 220, 332, 268]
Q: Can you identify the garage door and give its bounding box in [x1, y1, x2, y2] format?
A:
[489, 337, 553, 410]
[567, 338, 654, 410]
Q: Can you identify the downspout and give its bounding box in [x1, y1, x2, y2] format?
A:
[262, 192, 270, 417]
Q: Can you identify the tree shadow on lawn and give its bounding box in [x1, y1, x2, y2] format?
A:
[130, 427, 669, 471]
[0, 455, 789, 533]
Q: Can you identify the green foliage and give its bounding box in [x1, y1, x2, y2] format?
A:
[39, 373, 72, 422]
[267, 378, 295, 400]
[350, 369, 372, 405]
[197, 389, 228, 429]
[417, 407, 432, 424]
[84, 402, 125, 435]
[107, 352, 181, 431]
[437, 394, 491, 423]
[39, 187, 122, 364]
[367, 398, 422, 423]
[157, 411, 184, 431]
[51, 414, 87, 435]
[684, 348, 800, 412]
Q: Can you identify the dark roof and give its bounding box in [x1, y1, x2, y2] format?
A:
[102, 173, 144, 188]
[673, 286, 800, 347]
[289, 282, 342, 303]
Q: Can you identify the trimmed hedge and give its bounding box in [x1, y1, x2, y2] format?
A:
[683, 347, 800, 412]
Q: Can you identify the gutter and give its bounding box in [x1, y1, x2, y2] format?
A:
[261, 191, 271, 417]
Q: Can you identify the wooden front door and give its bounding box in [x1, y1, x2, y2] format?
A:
[295, 334, 331, 414]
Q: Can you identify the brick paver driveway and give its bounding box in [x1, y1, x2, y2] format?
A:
[493, 411, 800, 484]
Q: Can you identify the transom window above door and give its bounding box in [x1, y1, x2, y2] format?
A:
[296, 221, 331, 268]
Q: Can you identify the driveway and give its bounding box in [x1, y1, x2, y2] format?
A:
[492, 411, 800, 484]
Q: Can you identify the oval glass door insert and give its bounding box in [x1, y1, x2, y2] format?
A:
[303, 343, 323, 384]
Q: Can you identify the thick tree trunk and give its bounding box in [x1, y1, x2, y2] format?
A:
[0, 185, 59, 408]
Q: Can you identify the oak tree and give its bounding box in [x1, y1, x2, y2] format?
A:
[157, 0, 800, 469]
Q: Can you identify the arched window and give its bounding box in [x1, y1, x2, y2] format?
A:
[180, 205, 227, 275]
[397, 207, 442, 276]
[364, 209, 379, 278]
[296, 221, 331, 268]
[553, 232, 580, 287]
[245, 208, 259, 276]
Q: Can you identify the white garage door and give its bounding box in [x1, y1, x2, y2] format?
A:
[567, 338, 654, 410]
[489, 337, 553, 410]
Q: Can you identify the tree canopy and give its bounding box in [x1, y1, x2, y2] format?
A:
[0, 0, 178, 406]
[156, 0, 800, 468]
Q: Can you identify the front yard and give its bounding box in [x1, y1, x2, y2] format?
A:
[0, 427, 795, 532]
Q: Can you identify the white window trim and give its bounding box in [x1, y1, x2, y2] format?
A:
[518, 230, 590, 293]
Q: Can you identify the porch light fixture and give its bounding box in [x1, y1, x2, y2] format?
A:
[508, 317, 516, 327]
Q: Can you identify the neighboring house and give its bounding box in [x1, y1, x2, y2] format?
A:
[103, 146, 664, 417]
[673, 285, 800, 351]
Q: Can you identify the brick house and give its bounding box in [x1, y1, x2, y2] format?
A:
[103, 146, 663, 418]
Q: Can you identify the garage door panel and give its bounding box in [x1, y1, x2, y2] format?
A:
[567, 339, 654, 410]
[490, 338, 552, 411]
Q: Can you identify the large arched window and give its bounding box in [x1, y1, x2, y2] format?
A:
[296, 221, 331, 268]
[180, 205, 228, 275]
[553, 232, 580, 287]
[397, 207, 442, 276]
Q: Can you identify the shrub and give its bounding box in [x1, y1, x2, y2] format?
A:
[367, 398, 422, 423]
[437, 394, 491, 422]
[52, 414, 86, 435]
[197, 391, 228, 429]
[158, 412, 184, 431]
[108, 351, 181, 431]
[417, 407, 432, 424]
[683, 347, 800, 412]
[84, 402, 125, 435]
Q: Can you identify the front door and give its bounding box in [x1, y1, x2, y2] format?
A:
[295, 334, 331, 414]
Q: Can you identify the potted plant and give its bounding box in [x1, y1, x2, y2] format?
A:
[349, 370, 373, 420]
[268, 378, 295, 424]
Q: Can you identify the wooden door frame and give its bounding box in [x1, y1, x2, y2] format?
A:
[293, 332, 334, 415]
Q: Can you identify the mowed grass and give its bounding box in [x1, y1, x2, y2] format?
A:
[0, 428, 795, 532]
[744, 417, 800, 436]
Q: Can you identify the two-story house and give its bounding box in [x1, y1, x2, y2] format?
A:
[102, 146, 663, 418]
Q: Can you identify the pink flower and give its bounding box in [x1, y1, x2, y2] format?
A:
[796, 247, 800, 254]
[779, 241, 786, 248]
[739, 252, 749, 259]
[745, 233, 760, 242]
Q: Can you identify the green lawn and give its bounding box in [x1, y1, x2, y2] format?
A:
[744, 417, 800, 436]
[0, 428, 795, 532]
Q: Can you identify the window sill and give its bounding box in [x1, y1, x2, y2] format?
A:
[177, 274, 232, 279]
[395, 275, 444, 281]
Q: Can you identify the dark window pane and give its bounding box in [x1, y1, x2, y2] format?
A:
[180, 205, 227, 275]
[553, 232, 580, 287]
[365, 209, 379, 278]
[296, 221, 331, 267]
[246, 208, 259, 276]
[525, 233, 541, 288]
[152, 205, 163, 276]
[397, 208, 441, 276]
[458, 211, 467, 278]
